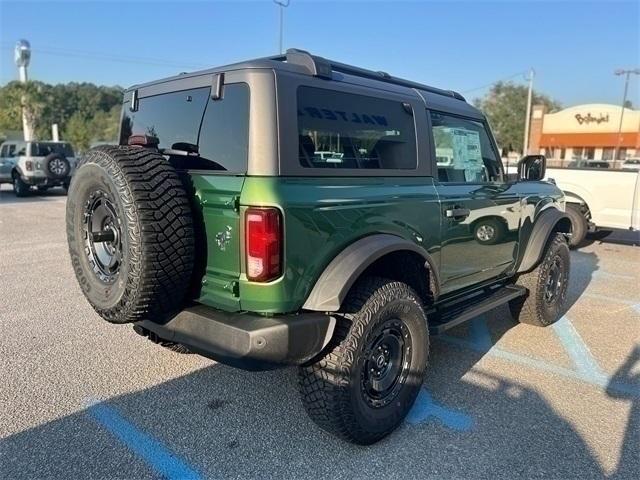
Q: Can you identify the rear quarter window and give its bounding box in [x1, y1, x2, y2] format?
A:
[297, 86, 417, 170]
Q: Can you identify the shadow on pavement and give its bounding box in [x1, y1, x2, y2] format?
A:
[581, 230, 640, 248]
[2, 315, 609, 479]
[565, 249, 599, 311]
[0, 187, 67, 205]
[607, 345, 640, 479]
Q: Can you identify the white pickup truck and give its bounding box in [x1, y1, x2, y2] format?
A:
[545, 167, 640, 247]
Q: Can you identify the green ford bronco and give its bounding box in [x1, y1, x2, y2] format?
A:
[67, 49, 571, 444]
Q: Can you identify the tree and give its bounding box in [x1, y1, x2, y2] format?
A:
[0, 81, 123, 147]
[473, 81, 561, 154]
[0, 81, 47, 138]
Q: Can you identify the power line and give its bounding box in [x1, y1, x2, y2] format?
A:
[0, 43, 208, 70]
[461, 71, 529, 95]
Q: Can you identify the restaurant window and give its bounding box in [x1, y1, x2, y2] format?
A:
[560, 148, 566, 160]
[602, 147, 614, 161]
[572, 147, 583, 159]
[616, 148, 627, 160]
[585, 147, 595, 160]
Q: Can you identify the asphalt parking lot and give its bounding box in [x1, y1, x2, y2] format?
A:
[1, 184, 639, 479]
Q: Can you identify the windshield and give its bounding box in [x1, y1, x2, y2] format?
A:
[30, 142, 74, 157]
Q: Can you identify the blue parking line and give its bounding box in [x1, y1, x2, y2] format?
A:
[87, 402, 201, 480]
[583, 293, 639, 306]
[439, 318, 640, 398]
[468, 315, 493, 350]
[552, 316, 604, 377]
[406, 389, 473, 431]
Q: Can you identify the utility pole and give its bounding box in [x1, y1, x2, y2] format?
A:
[14, 39, 34, 141]
[273, 0, 290, 55]
[613, 68, 640, 167]
[522, 68, 535, 156]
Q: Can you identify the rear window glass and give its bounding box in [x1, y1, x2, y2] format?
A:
[120, 84, 249, 173]
[30, 142, 74, 157]
[297, 86, 417, 170]
[120, 87, 209, 150]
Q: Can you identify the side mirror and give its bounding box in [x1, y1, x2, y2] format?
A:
[518, 154, 546, 181]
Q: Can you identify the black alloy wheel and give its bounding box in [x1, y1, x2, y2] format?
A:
[83, 190, 123, 283]
[361, 319, 412, 408]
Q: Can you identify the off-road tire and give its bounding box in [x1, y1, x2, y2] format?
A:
[565, 204, 587, 248]
[13, 174, 29, 197]
[299, 276, 429, 445]
[66, 145, 194, 324]
[509, 233, 570, 327]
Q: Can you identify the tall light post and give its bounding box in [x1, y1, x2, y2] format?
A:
[14, 39, 34, 141]
[273, 0, 290, 55]
[522, 68, 535, 155]
[613, 68, 640, 167]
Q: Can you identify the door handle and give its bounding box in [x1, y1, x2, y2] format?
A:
[445, 207, 471, 219]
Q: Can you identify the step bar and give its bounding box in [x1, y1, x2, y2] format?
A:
[428, 285, 527, 335]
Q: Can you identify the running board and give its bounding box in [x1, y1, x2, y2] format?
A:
[428, 285, 527, 335]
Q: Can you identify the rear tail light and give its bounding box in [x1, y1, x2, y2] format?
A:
[25, 161, 33, 171]
[245, 207, 282, 282]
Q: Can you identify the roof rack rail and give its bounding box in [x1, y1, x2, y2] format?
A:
[279, 48, 466, 102]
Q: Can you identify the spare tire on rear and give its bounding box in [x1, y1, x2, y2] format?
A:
[66, 145, 194, 324]
[44, 153, 70, 179]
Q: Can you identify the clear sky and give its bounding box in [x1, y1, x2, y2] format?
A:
[0, 0, 638, 107]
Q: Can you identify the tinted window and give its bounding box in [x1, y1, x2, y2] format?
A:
[297, 87, 416, 169]
[0, 146, 6, 157]
[120, 87, 209, 150]
[429, 111, 502, 183]
[30, 142, 74, 157]
[198, 83, 250, 173]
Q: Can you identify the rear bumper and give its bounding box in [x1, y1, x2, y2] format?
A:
[135, 305, 336, 371]
[21, 175, 69, 186]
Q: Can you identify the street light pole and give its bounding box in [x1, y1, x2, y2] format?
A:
[14, 39, 33, 142]
[613, 68, 640, 167]
[273, 0, 290, 55]
[522, 68, 535, 155]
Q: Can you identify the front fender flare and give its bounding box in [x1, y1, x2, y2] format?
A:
[516, 208, 570, 273]
[302, 234, 439, 312]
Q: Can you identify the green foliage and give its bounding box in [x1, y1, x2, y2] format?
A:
[473, 81, 561, 154]
[0, 80, 123, 150]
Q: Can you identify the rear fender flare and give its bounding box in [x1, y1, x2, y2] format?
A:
[516, 208, 570, 273]
[302, 234, 439, 312]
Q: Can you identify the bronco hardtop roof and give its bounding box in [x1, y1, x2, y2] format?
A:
[128, 48, 467, 103]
